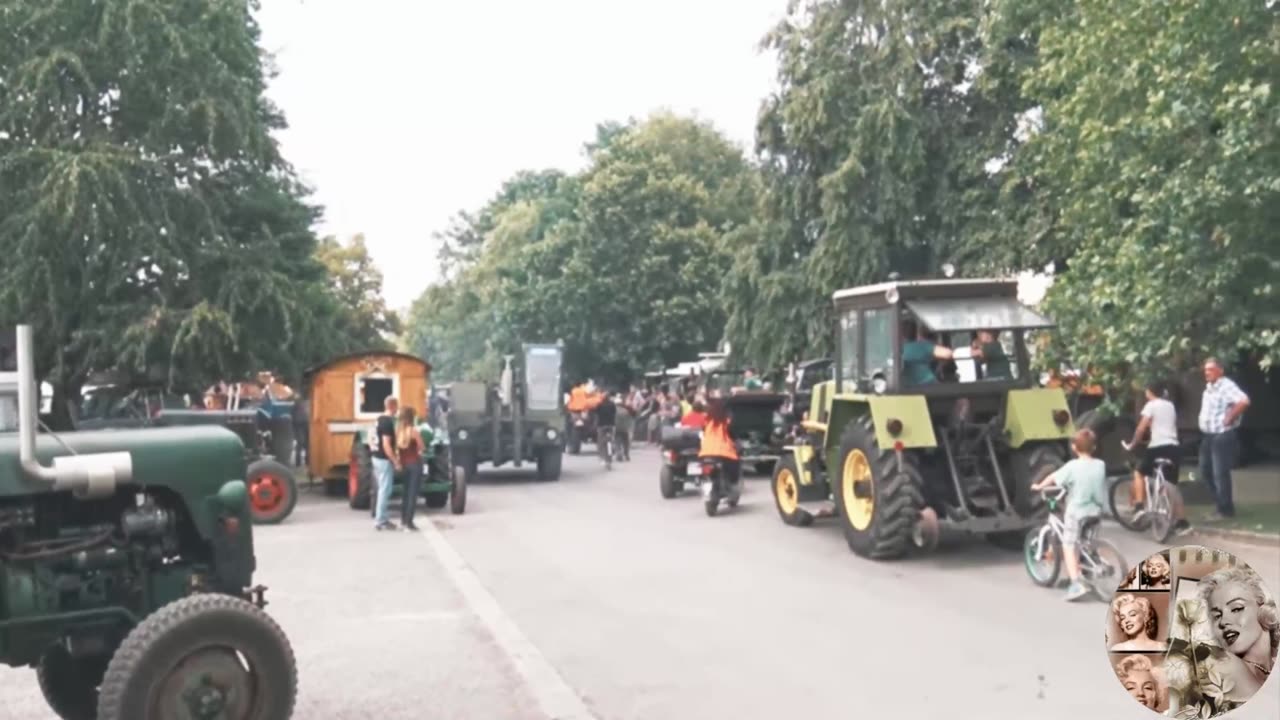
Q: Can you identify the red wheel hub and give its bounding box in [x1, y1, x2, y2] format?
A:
[348, 461, 358, 497]
[249, 475, 284, 514]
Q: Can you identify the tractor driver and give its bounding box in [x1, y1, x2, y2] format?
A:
[902, 319, 954, 386]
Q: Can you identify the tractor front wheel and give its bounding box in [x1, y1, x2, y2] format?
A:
[536, 447, 562, 481]
[96, 594, 296, 720]
[37, 644, 109, 720]
[834, 417, 923, 560]
[450, 466, 468, 514]
[771, 456, 814, 527]
[246, 458, 298, 525]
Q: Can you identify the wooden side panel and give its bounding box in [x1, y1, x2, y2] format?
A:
[306, 355, 431, 480]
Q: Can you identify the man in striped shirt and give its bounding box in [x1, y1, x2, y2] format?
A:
[1197, 358, 1251, 520]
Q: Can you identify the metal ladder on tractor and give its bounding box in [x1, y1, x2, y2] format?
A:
[938, 417, 1014, 519]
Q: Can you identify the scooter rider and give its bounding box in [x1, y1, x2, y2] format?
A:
[699, 394, 740, 488]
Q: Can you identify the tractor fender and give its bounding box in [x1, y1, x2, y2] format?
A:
[827, 395, 937, 451]
[1004, 388, 1074, 448]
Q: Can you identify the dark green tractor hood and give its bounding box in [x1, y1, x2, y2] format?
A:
[0, 426, 248, 540]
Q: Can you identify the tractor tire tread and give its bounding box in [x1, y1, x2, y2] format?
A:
[96, 594, 296, 720]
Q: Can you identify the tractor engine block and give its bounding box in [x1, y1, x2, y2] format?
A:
[0, 490, 188, 663]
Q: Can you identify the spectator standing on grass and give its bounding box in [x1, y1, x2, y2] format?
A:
[371, 396, 400, 531]
[1197, 358, 1251, 520]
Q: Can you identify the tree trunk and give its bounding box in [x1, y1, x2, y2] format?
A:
[46, 378, 82, 432]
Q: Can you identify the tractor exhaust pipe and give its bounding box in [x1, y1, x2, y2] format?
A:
[10, 324, 132, 495]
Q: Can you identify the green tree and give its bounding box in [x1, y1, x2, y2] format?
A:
[406, 113, 758, 385]
[0, 0, 340, 424]
[989, 0, 1280, 386]
[316, 233, 401, 348]
[724, 0, 1020, 369]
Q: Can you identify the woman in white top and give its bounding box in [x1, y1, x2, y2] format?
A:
[1124, 381, 1192, 535]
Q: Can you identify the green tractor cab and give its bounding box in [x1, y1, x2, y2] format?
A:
[348, 422, 465, 515]
[0, 325, 296, 719]
[771, 279, 1074, 559]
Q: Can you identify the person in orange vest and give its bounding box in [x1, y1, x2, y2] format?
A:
[698, 395, 739, 488]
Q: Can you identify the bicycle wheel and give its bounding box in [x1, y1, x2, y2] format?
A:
[1108, 476, 1150, 531]
[1023, 525, 1062, 588]
[1148, 482, 1175, 543]
[1084, 538, 1128, 594]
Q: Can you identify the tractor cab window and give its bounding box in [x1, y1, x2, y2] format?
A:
[525, 346, 562, 411]
[941, 331, 1020, 383]
[838, 310, 859, 392]
[356, 375, 396, 416]
[862, 307, 895, 390]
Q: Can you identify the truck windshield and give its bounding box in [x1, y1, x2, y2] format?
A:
[525, 346, 562, 411]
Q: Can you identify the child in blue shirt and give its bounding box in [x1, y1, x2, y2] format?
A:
[1031, 428, 1108, 601]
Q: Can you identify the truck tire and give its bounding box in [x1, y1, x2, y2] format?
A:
[834, 416, 923, 560]
[96, 594, 297, 720]
[37, 645, 108, 720]
[349, 441, 373, 511]
[246, 458, 298, 525]
[537, 447, 562, 481]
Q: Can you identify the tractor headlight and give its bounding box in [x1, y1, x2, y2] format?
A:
[546, 428, 557, 440]
[458, 430, 469, 440]
[1038, 372, 1051, 387]
[886, 418, 903, 436]
[885, 287, 900, 304]
[1052, 409, 1070, 427]
[872, 376, 888, 395]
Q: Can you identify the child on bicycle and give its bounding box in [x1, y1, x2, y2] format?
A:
[1031, 428, 1108, 602]
[1122, 381, 1192, 536]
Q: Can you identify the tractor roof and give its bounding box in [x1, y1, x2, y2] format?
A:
[831, 278, 1017, 302]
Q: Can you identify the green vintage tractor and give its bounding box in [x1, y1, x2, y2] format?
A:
[348, 421, 466, 515]
[771, 278, 1075, 559]
[0, 325, 296, 719]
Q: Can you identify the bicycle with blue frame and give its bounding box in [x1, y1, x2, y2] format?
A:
[1107, 440, 1182, 543]
[1023, 487, 1128, 593]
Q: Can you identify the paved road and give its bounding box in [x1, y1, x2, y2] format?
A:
[1, 447, 1277, 719]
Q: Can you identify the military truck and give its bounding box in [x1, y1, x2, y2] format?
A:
[448, 344, 566, 482]
[770, 278, 1074, 559]
[0, 324, 296, 719]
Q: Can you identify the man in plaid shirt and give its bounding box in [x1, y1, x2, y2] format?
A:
[1197, 358, 1251, 519]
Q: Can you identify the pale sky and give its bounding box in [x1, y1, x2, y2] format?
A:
[255, 0, 787, 311]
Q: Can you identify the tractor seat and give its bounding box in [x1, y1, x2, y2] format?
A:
[1153, 458, 1176, 468]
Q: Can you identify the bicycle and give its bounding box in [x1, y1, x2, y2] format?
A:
[1108, 441, 1179, 543]
[598, 426, 615, 471]
[1024, 487, 1128, 594]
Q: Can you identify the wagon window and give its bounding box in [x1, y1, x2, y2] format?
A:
[356, 376, 396, 416]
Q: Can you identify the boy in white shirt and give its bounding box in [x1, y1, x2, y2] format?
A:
[1124, 382, 1192, 535]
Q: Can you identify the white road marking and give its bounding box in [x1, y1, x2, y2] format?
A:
[421, 519, 597, 720]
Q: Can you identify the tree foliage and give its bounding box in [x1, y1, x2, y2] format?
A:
[989, 0, 1280, 385]
[722, 0, 1022, 369]
[405, 113, 756, 385]
[316, 233, 401, 348]
[0, 0, 361, 422]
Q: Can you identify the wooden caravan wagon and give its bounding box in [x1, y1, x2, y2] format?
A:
[303, 351, 431, 497]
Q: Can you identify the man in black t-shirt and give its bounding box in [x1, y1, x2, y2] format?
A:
[595, 392, 617, 464]
[371, 395, 400, 530]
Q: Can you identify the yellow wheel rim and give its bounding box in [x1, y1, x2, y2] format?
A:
[842, 449, 874, 531]
[776, 466, 799, 516]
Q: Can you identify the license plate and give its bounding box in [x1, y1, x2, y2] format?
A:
[687, 462, 702, 475]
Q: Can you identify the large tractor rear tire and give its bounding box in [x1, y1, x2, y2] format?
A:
[771, 456, 814, 527]
[96, 594, 297, 720]
[246, 458, 298, 525]
[1009, 442, 1067, 516]
[834, 417, 923, 560]
[349, 441, 373, 511]
[1076, 409, 1134, 477]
